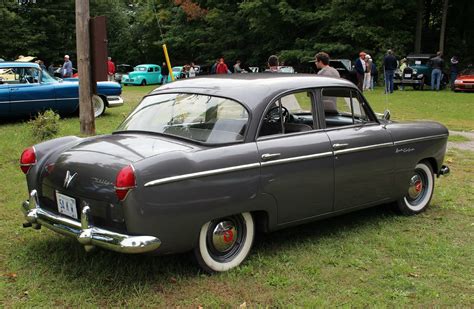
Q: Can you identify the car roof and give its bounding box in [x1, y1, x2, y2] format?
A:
[136, 64, 159, 68]
[150, 74, 356, 109]
[407, 54, 436, 59]
[0, 62, 40, 68]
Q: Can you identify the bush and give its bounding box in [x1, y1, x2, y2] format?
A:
[30, 110, 60, 141]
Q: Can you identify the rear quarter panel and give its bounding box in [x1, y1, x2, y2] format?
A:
[123, 142, 277, 254]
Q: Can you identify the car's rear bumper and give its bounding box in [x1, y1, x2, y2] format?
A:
[106, 95, 124, 107]
[21, 190, 161, 254]
[394, 79, 424, 85]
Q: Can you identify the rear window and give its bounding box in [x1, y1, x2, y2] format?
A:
[117, 93, 249, 144]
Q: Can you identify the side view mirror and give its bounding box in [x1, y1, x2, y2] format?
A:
[383, 109, 391, 121]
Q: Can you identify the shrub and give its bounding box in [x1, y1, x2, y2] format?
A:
[30, 109, 60, 141]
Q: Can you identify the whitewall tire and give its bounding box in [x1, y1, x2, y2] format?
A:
[194, 212, 254, 273]
[397, 162, 434, 215]
[92, 95, 106, 118]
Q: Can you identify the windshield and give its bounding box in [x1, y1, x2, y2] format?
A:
[117, 93, 249, 144]
[408, 58, 430, 66]
[173, 67, 182, 72]
[135, 67, 147, 71]
[41, 69, 57, 83]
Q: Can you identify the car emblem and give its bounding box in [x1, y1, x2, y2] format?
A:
[64, 170, 78, 189]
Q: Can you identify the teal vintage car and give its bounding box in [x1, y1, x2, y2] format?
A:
[122, 64, 163, 86]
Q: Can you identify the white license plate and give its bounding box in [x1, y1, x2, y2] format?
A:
[465, 84, 473, 88]
[404, 74, 412, 78]
[56, 192, 78, 219]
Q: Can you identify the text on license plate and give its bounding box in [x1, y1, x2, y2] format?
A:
[56, 192, 78, 219]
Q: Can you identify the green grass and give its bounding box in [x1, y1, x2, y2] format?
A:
[0, 85, 473, 307]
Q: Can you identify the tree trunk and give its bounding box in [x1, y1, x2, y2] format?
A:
[439, 0, 449, 52]
[76, 0, 95, 135]
[415, 0, 424, 53]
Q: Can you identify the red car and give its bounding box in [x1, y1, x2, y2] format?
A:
[454, 68, 474, 92]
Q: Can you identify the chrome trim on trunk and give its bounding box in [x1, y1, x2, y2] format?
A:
[21, 190, 161, 254]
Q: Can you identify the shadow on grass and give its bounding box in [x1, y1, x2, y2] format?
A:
[12, 203, 403, 293]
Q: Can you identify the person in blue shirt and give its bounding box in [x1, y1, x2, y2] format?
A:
[62, 55, 73, 78]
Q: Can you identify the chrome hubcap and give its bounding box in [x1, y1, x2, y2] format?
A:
[408, 174, 423, 199]
[211, 221, 237, 253]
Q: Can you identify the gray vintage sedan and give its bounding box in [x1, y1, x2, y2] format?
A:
[20, 74, 450, 273]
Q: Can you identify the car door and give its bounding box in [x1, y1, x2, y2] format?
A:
[10, 67, 57, 117]
[256, 90, 334, 225]
[319, 87, 394, 211]
[0, 82, 10, 116]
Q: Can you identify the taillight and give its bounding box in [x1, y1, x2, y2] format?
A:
[20, 147, 37, 174]
[115, 165, 136, 201]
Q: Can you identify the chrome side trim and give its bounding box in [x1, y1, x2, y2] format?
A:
[21, 190, 161, 254]
[394, 134, 448, 146]
[261, 152, 333, 167]
[10, 97, 79, 103]
[144, 162, 261, 187]
[334, 142, 393, 155]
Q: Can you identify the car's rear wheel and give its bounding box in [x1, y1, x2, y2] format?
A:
[396, 162, 434, 215]
[92, 95, 106, 118]
[141, 79, 147, 86]
[194, 212, 254, 273]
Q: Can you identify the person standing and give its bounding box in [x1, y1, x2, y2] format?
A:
[188, 62, 196, 78]
[161, 62, 169, 84]
[430, 51, 444, 91]
[216, 58, 229, 74]
[210, 59, 219, 74]
[107, 57, 115, 82]
[383, 49, 397, 94]
[315, 52, 340, 78]
[354, 51, 366, 91]
[48, 62, 56, 76]
[363, 54, 372, 91]
[233, 60, 243, 73]
[449, 56, 459, 90]
[62, 55, 73, 78]
[265, 55, 280, 72]
[370, 61, 377, 90]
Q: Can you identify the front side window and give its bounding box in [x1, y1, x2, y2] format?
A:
[0, 67, 40, 84]
[321, 88, 372, 128]
[117, 93, 249, 144]
[259, 90, 314, 137]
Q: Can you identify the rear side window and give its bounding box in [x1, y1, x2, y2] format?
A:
[321, 88, 373, 128]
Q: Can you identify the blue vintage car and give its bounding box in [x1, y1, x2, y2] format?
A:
[0, 62, 123, 118]
[122, 64, 163, 86]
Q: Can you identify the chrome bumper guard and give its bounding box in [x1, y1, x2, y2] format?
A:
[21, 190, 161, 254]
[439, 165, 450, 176]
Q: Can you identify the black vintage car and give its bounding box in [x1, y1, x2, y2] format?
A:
[21, 74, 450, 273]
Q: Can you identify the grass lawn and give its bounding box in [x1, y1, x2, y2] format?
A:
[0, 85, 473, 307]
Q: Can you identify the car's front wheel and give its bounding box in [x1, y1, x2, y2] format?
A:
[194, 212, 254, 273]
[92, 95, 106, 118]
[396, 162, 434, 215]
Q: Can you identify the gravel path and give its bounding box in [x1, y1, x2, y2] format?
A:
[448, 130, 474, 151]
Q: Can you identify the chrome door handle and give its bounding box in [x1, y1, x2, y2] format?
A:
[332, 143, 349, 150]
[261, 153, 281, 161]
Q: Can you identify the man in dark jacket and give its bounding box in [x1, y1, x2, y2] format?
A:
[354, 51, 366, 91]
[161, 62, 169, 84]
[430, 51, 444, 91]
[383, 49, 397, 94]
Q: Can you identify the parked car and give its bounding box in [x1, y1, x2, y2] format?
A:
[114, 64, 133, 84]
[405, 54, 448, 89]
[20, 74, 450, 273]
[122, 64, 162, 86]
[453, 68, 474, 92]
[0, 62, 123, 118]
[394, 66, 425, 90]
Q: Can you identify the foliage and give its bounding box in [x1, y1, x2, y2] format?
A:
[0, 0, 472, 71]
[29, 109, 60, 141]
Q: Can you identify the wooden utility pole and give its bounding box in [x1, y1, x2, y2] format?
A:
[75, 0, 95, 135]
[439, 0, 449, 53]
[414, 0, 424, 53]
